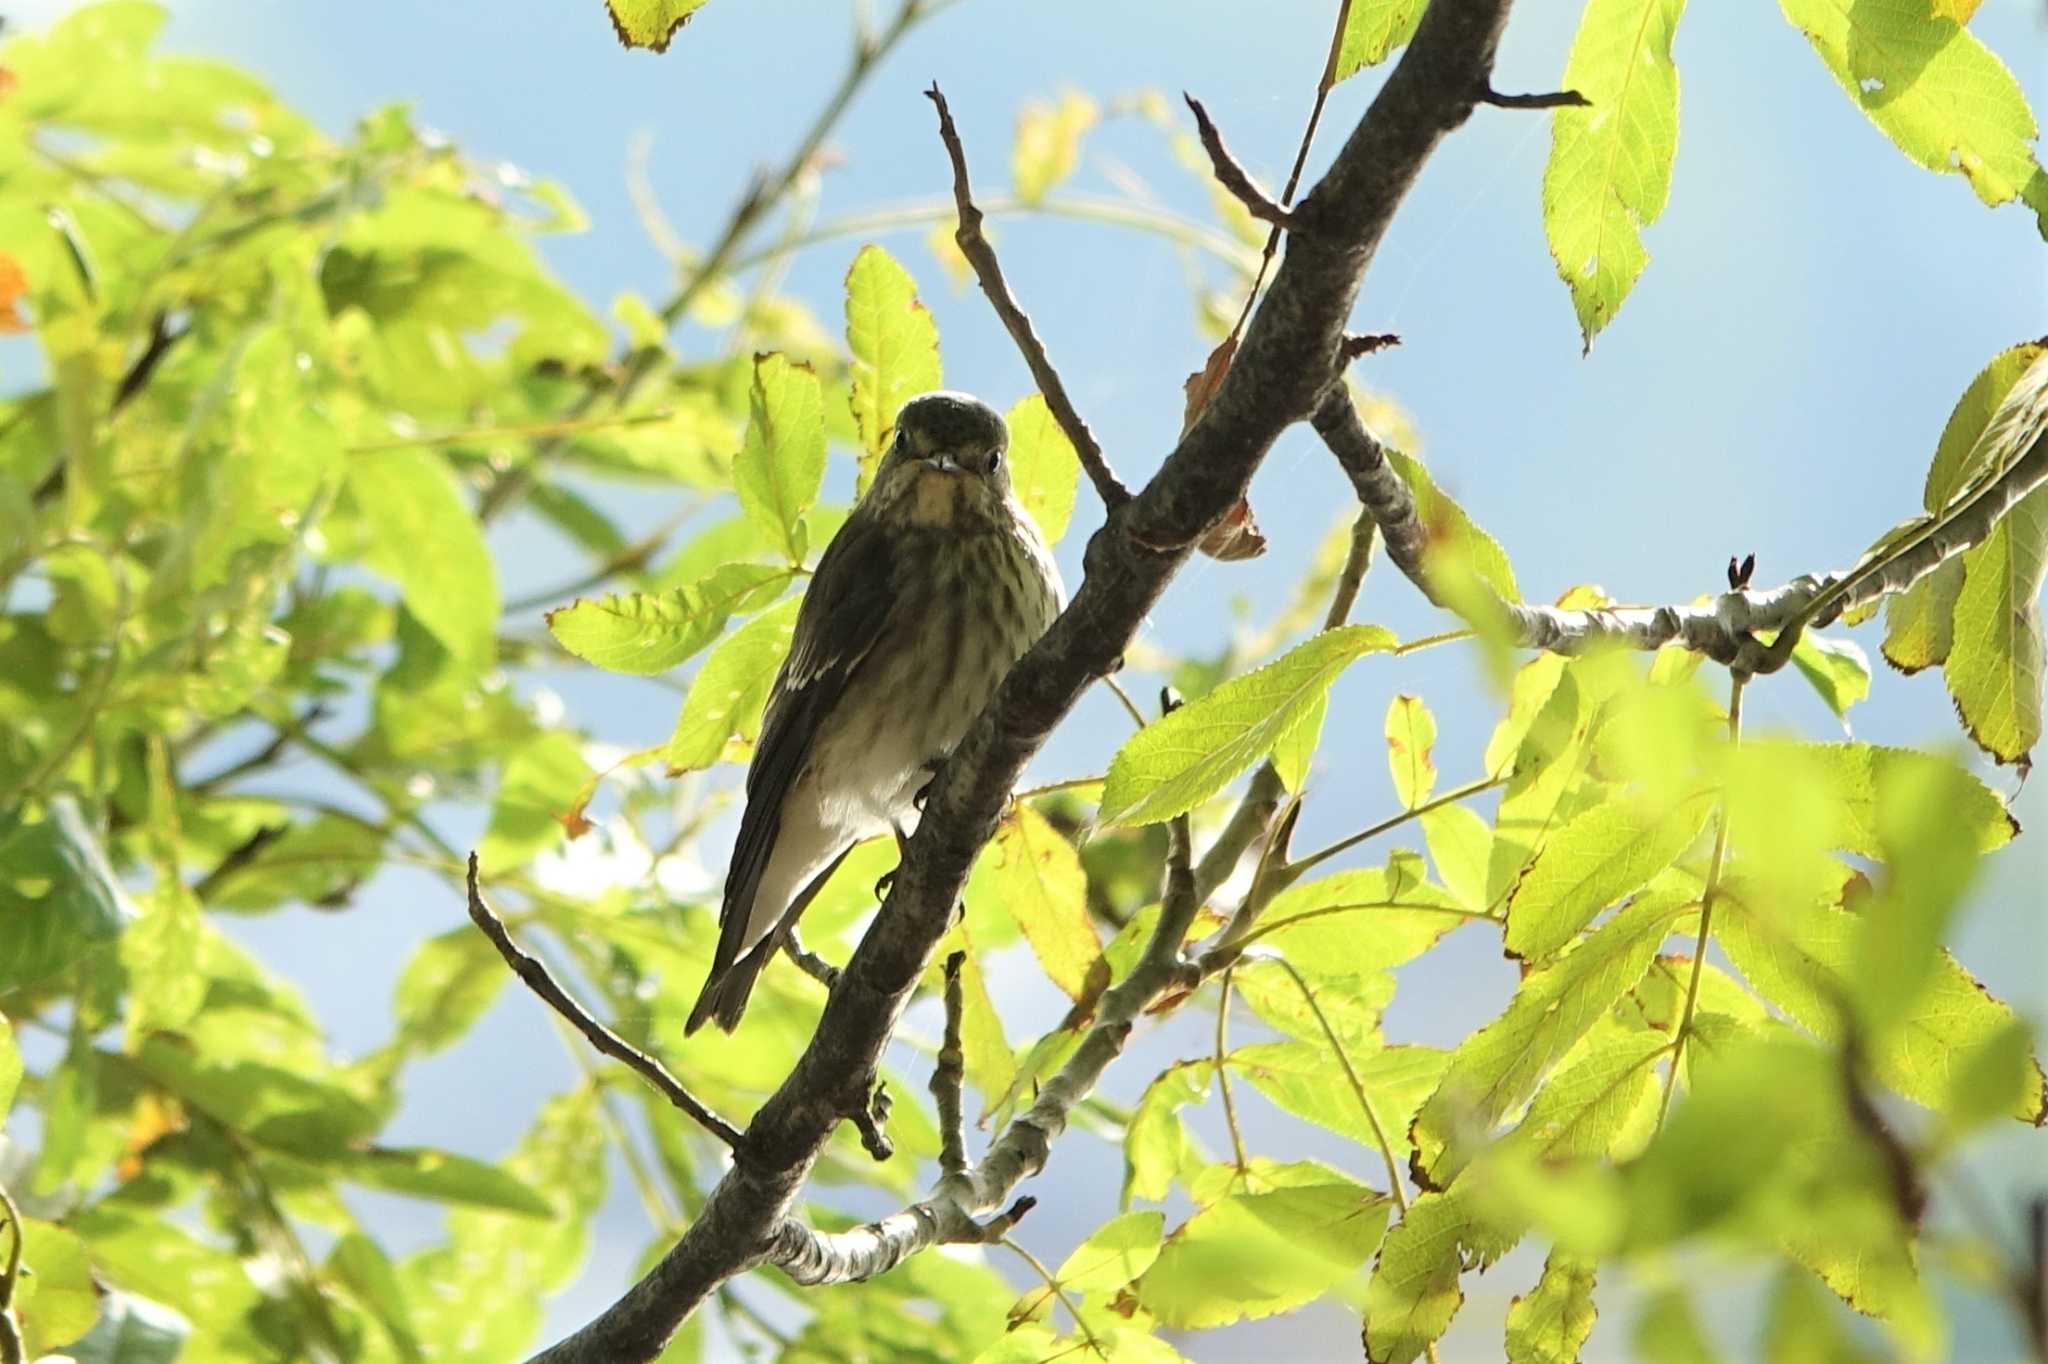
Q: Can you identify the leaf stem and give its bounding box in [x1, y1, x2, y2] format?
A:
[1657, 673, 1745, 1129]
[1213, 967, 1250, 1173]
[1002, 1237, 1107, 1359]
[1284, 773, 1506, 881]
[1271, 956, 1408, 1213]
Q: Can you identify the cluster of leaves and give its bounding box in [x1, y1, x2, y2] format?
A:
[3, 4, 2045, 1364]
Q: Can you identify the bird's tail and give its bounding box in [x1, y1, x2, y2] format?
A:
[685, 942, 770, 1035]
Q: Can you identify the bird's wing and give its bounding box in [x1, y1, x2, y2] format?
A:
[704, 516, 899, 989]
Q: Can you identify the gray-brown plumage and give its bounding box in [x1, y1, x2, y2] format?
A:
[686, 392, 1065, 1034]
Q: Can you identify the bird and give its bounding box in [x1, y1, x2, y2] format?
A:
[685, 391, 1065, 1034]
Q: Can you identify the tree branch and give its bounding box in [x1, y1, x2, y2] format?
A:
[926, 84, 1130, 509]
[530, 4, 1524, 1357]
[1314, 382, 2048, 676]
[465, 854, 744, 1151]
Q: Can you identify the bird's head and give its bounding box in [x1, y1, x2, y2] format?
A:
[867, 391, 1014, 529]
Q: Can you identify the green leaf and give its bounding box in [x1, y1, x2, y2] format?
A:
[1234, 1040, 1448, 1161]
[1503, 793, 1712, 961]
[666, 596, 800, 772]
[1005, 393, 1081, 543]
[1945, 483, 2046, 762]
[1421, 803, 1492, 912]
[1504, 1251, 1598, 1364]
[128, 1039, 382, 1159]
[1881, 556, 1964, 671]
[479, 730, 595, 869]
[342, 1146, 552, 1216]
[71, 1207, 263, 1353]
[0, 800, 131, 994]
[1100, 625, 1396, 827]
[1778, 0, 2048, 235]
[390, 926, 510, 1056]
[1012, 91, 1098, 204]
[1762, 1268, 1883, 1364]
[1334, 0, 1429, 79]
[1719, 895, 2046, 1123]
[1386, 450, 1520, 602]
[732, 354, 826, 563]
[120, 885, 206, 1038]
[18, 1218, 101, 1354]
[1362, 1192, 1471, 1364]
[1138, 1180, 1388, 1328]
[1789, 634, 1871, 725]
[347, 448, 500, 674]
[1054, 1211, 1166, 1296]
[1921, 343, 2047, 513]
[986, 805, 1101, 1001]
[545, 565, 791, 675]
[1785, 741, 2014, 858]
[931, 923, 1016, 1106]
[1123, 1060, 1211, 1203]
[0, 1014, 19, 1114]
[1417, 889, 1693, 1186]
[1632, 1288, 1724, 1364]
[602, 0, 707, 51]
[1254, 862, 1471, 975]
[1384, 694, 1437, 808]
[328, 1233, 420, 1363]
[845, 245, 942, 489]
[1271, 689, 1327, 794]
[1506, 1022, 1665, 1163]
[1543, 0, 1686, 350]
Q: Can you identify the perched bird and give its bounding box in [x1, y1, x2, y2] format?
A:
[686, 391, 1065, 1034]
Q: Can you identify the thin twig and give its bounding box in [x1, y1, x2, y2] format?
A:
[925, 83, 1129, 509]
[933, 951, 970, 1177]
[782, 929, 842, 990]
[464, 854, 744, 1150]
[1183, 94, 1298, 228]
[1477, 85, 1590, 110]
[1285, 773, 1508, 881]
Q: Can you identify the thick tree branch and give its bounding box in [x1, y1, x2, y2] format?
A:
[531, 4, 1522, 1358]
[927, 84, 1130, 509]
[465, 855, 744, 1151]
[1314, 383, 2048, 676]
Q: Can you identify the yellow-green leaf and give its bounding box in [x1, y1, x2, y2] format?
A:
[666, 597, 800, 772]
[987, 805, 1101, 1001]
[1139, 1180, 1388, 1328]
[1504, 794, 1712, 962]
[348, 448, 500, 673]
[845, 245, 942, 490]
[604, 0, 708, 51]
[1385, 693, 1438, 808]
[1005, 393, 1081, 543]
[1779, 0, 2048, 235]
[546, 565, 792, 675]
[1543, 0, 1686, 350]
[1362, 1192, 1471, 1364]
[732, 355, 826, 563]
[1100, 625, 1396, 827]
[1334, 0, 1429, 81]
[1013, 91, 1097, 204]
[1505, 1252, 1598, 1364]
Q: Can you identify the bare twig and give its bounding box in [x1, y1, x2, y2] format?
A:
[1341, 331, 1402, 361]
[464, 854, 744, 1151]
[782, 929, 842, 991]
[933, 951, 970, 1177]
[1184, 94, 1298, 228]
[849, 1082, 894, 1162]
[1477, 84, 1589, 110]
[925, 83, 1130, 509]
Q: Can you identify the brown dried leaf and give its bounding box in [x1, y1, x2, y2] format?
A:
[1180, 336, 1268, 561]
[0, 251, 29, 333]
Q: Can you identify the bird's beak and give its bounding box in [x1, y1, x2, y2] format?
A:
[928, 452, 968, 475]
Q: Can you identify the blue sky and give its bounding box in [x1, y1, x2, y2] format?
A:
[25, 0, 2046, 1357]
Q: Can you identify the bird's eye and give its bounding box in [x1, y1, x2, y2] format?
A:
[984, 449, 1003, 476]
